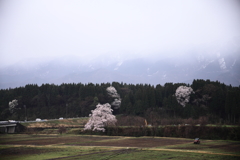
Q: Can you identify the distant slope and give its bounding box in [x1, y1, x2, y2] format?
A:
[0, 51, 240, 89]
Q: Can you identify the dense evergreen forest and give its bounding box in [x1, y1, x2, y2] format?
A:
[0, 79, 240, 124]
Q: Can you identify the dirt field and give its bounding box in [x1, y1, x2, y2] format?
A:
[168, 140, 240, 153]
[0, 135, 238, 150]
[1, 136, 193, 147]
[0, 135, 118, 145]
[0, 134, 239, 160]
[76, 137, 193, 147]
[0, 147, 61, 156]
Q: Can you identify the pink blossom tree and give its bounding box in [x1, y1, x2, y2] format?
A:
[84, 103, 117, 132]
[175, 86, 194, 107]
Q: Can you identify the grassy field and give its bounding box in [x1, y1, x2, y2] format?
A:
[0, 134, 239, 160]
[2, 118, 239, 159]
[21, 117, 240, 128]
[22, 118, 89, 128]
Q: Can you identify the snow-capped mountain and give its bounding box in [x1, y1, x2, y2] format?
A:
[1, 43, 240, 89]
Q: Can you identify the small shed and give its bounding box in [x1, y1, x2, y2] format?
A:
[0, 122, 26, 133]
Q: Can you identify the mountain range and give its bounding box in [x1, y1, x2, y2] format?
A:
[1, 38, 240, 89]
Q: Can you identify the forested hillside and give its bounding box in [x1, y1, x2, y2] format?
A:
[0, 79, 239, 124]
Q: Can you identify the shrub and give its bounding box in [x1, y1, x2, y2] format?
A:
[58, 126, 67, 134]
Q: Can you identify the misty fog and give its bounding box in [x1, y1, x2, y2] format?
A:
[0, 0, 240, 88]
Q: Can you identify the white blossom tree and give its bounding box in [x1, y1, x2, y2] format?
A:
[175, 86, 194, 107]
[106, 86, 121, 109]
[9, 99, 18, 113]
[106, 86, 119, 98]
[84, 103, 117, 132]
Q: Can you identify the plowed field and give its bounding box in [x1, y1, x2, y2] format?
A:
[0, 134, 239, 160]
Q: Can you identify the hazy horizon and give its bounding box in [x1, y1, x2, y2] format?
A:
[0, 0, 240, 89]
[1, 0, 240, 68]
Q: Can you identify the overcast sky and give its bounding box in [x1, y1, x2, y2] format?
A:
[0, 0, 240, 67]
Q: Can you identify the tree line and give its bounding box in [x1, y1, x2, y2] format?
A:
[0, 79, 239, 124]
